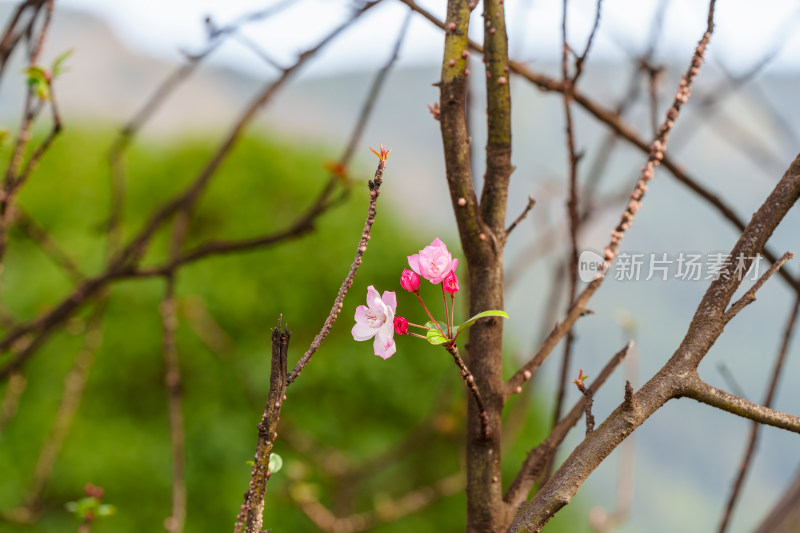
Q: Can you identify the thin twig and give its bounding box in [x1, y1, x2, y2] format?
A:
[0, 1, 56, 269]
[445, 343, 489, 439]
[0, 371, 26, 434]
[723, 251, 794, 322]
[292, 471, 464, 533]
[551, 0, 592, 477]
[20, 299, 106, 513]
[237, 321, 289, 533]
[571, 0, 603, 83]
[504, 195, 535, 237]
[582, 389, 594, 435]
[161, 265, 187, 533]
[0, 0, 48, 82]
[15, 207, 85, 283]
[684, 374, 800, 433]
[287, 153, 389, 384]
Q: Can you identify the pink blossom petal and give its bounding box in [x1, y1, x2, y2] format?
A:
[352, 321, 376, 341]
[373, 329, 396, 359]
[365, 285, 380, 309]
[407, 254, 421, 275]
[382, 291, 397, 314]
[354, 305, 370, 323]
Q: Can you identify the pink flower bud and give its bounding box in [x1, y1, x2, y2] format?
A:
[443, 271, 460, 294]
[393, 316, 409, 335]
[400, 268, 421, 292]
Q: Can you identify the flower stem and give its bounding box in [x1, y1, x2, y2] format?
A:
[408, 321, 428, 331]
[450, 293, 455, 337]
[408, 332, 427, 340]
[415, 292, 447, 338]
[441, 284, 451, 338]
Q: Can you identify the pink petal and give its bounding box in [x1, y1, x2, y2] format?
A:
[382, 291, 397, 314]
[373, 331, 396, 359]
[352, 321, 376, 341]
[417, 256, 436, 282]
[407, 254, 421, 275]
[429, 237, 447, 251]
[365, 285, 380, 308]
[354, 305, 370, 322]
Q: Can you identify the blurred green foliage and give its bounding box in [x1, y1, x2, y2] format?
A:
[0, 129, 586, 532]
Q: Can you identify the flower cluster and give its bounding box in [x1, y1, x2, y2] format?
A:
[352, 238, 507, 358]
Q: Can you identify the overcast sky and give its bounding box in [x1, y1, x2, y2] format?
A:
[56, 0, 800, 77]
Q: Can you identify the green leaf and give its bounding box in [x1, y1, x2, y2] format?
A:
[24, 66, 50, 101]
[424, 320, 445, 329]
[66, 497, 102, 519]
[245, 460, 255, 467]
[25, 65, 48, 84]
[268, 453, 283, 474]
[97, 504, 117, 517]
[455, 310, 509, 336]
[0, 129, 8, 145]
[51, 49, 73, 77]
[426, 327, 448, 345]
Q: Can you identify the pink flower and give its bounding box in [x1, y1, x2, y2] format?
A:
[351, 285, 397, 359]
[393, 316, 409, 335]
[407, 237, 459, 284]
[443, 271, 459, 294]
[400, 269, 420, 292]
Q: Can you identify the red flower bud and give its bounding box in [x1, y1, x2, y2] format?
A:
[443, 271, 459, 294]
[393, 316, 409, 335]
[400, 268, 420, 292]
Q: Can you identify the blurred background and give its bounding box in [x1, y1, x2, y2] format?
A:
[0, 1, 799, 532]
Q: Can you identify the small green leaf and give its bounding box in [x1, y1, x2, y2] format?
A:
[25, 65, 47, 84]
[455, 310, 509, 336]
[0, 129, 8, 145]
[268, 453, 283, 474]
[245, 460, 255, 467]
[97, 504, 117, 517]
[426, 328, 448, 345]
[66, 497, 103, 519]
[24, 66, 50, 100]
[52, 49, 73, 77]
[424, 320, 446, 331]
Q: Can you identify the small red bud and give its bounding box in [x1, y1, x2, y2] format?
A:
[393, 316, 409, 335]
